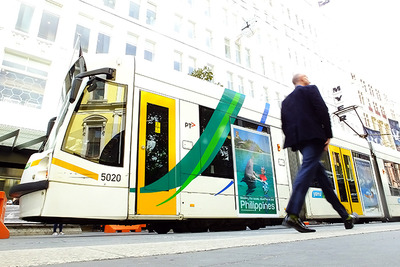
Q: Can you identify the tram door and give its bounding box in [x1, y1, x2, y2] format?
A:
[329, 145, 363, 215]
[136, 91, 176, 215]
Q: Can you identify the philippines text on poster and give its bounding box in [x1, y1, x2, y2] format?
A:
[231, 125, 278, 216]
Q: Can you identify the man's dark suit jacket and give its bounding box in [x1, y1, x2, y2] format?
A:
[281, 85, 333, 151]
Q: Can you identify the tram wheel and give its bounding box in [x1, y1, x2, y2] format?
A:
[153, 224, 171, 234]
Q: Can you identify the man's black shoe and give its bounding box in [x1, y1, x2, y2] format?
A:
[344, 213, 358, 229]
[282, 214, 316, 233]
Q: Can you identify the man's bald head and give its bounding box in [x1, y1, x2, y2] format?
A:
[292, 74, 310, 86]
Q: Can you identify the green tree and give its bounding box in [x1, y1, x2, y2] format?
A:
[189, 66, 223, 87]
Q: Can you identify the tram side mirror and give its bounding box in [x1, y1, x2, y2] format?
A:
[46, 117, 57, 137]
[69, 68, 115, 103]
[69, 77, 82, 103]
[39, 116, 57, 152]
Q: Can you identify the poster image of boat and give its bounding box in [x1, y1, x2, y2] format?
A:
[353, 157, 381, 216]
[231, 125, 277, 216]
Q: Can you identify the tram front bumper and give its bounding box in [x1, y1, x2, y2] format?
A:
[9, 180, 49, 198]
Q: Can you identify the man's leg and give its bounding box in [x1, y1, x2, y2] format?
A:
[315, 163, 349, 219]
[286, 142, 322, 216]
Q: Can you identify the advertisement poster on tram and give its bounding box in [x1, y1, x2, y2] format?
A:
[353, 157, 381, 216]
[231, 125, 277, 216]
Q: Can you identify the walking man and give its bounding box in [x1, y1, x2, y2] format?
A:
[281, 73, 357, 233]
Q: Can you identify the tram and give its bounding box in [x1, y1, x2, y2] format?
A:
[10, 55, 400, 233]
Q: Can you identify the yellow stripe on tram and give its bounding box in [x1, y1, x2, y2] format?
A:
[52, 158, 99, 180]
[30, 159, 42, 167]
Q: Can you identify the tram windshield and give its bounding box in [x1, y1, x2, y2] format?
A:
[44, 57, 86, 151]
[61, 77, 127, 167]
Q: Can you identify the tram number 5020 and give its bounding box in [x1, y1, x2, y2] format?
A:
[101, 173, 122, 182]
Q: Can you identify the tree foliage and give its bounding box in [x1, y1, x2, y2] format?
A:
[189, 66, 223, 87]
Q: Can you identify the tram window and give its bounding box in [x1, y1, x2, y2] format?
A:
[384, 161, 400, 196]
[310, 151, 335, 189]
[235, 119, 270, 134]
[99, 131, 124, 167]
[332, 151, 348, 202]
[62, 79, 127, 167]
[198, 106, 270, 179]
[352, 152, 370, 161]
[144, 103, 169, 185]
[199, 106, 234, 178]
[343, 155, 359, 203]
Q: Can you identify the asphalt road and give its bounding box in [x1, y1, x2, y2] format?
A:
[2, 222, 400, 267]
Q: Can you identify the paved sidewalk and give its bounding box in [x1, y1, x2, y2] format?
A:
[1, 222, 400, 267]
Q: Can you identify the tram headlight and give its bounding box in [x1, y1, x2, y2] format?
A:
[35, 155, 51, 180]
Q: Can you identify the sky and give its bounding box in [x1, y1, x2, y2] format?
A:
[320, 0, 400, 94]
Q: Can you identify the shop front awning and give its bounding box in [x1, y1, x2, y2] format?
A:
[0, 124, 46, 168]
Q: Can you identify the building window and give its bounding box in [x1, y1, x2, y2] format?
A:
[205, 30, 212, 48]
[205, 30, 212, 49]
[96, 33, 110, 54]
[364, 114, 370, 128]
[174, 15, 182, 33]
[248, 80, 254, 97]
[174, 51, 182, 71]
[245, 48, 251, 68]
[227, 72, 233, 90]
[188, 21, 195, 39]
[358, 91, 365, 105]
[238, 76, 244, 94]
[204, 0, 211, 17]
[263, 87, 269, 102]
[125, 43, 136, 56]
[0, 52, 49, 109]
[129, 1, 140, 19]
[146, 3, 156, 25]
[86, 126, 102, 158]
[260, 56, 266, 75]
[126, 34, 138, 56]
[144, 40, 155, 61]
[381, 106, 387, 119]
[235, 43, 241, 64]
[15, 3, 34, 33]
[224, 38, 231, 59]
[222, 8, 229, 26]
[38, 11, 59, 42]
[103, 0, 116, 8]
[91, 80, 105, 101]
[188, 56, 196, 74]
[74, 25, 90, 53]
[376, 89, 381, 101]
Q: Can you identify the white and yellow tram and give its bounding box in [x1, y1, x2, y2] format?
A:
[10, 55, 400, 233]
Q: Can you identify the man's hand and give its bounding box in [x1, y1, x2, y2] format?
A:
[324, 138, 331, 151]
